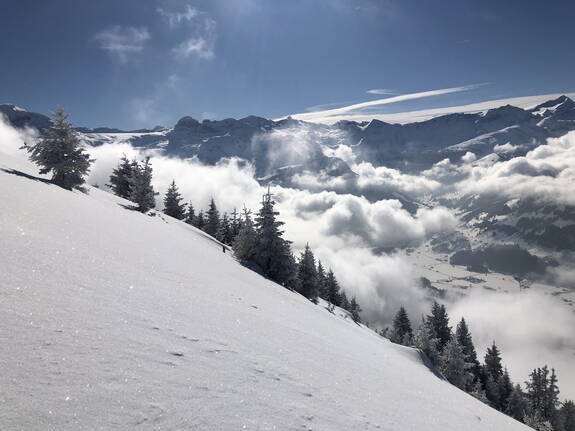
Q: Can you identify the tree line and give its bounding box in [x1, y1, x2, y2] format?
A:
[384, 302, 575, 431]
[108, 155, 363, 321]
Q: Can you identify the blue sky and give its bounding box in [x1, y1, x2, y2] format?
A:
[1, 0, 574, 129]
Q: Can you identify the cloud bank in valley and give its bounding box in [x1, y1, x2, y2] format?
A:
[459, 130, 575, 206]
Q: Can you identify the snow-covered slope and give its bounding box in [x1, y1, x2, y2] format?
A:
[0, 153, 529, 430]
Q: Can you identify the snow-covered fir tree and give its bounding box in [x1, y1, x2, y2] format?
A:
[427, 301, 451, 353]
[217, 213, 233, 245]
[339, 290, 350, 311]
[349, 297, 362, 323]
[163, 180, 186, 219]
[253, 189, 295, 286]
[229, 208, 242, 239]
[23, 107, 92, 190]
[482, 342, 505, 408]
[506, 384, 528, 422]
[471, 380, 489, 404]
[316, 260, 327, 300]
[296, 244, 318, 301]
[232, 207, 258, 263]
[525, 366, 561, 429]
[184, 202, 196, 225]
[390, 306, 413, 346]
[455, 318, 481, 390]
[524, 410, 554, 431]
[484, 342, 504, 383]
[129, 158, 156, 213]
[325, 269, 341, 306]
[204, 198, 220, 236]
[439, 338, 470, 390]
[108, 155, 137, 199]
[497, 368, 514, 414]
[560, 400, 575, 431]
[414, 317, 440, 366]
[195, 209, 206, 230]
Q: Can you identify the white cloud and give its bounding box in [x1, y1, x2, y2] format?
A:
[289, 84, 486, 122]
[0, 115, 38, 158]
[86, 143, 262, 213]
[158, 2, 217, 60]
[173, 37, 215, 60]
[461, 152, 477, 163]
[94, 26, 150, 62]
[157, 4, 199, 28]
[366, 89, 396, 95]
[459, 130, 575, 206]
[322, 144, 356, 165]
[291, 92, 575, 125]
[276, 189, 457, 250]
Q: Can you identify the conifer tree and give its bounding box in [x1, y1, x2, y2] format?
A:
[525, 366, 560, 425]
[390, 306, 413, 346]
[253, 189, 295, 286]
[414, 317, 440, 366]
[507, 384, 528, 422]
[204, 198, 220, 236]
[184, 202, 196, 225]
[560, 400, 575, 431]
[484, 342, 504, 383]
[427, 301, 451, 353]
[325, 269, 341, 306]
[524, 410, 554, 431]
[316, 260, 328, 300]
[163, 180, 186, 219]
[109, 155, 137, 199]
[195, 209, 206, 230]
[485, 374, 501, 410]
[23, 107, 93, 190]
[440, 338, 470, 390]
[230, 208, 242, 240]
[233, 207, 258, 263]
[349, 297, 362, 323]
[217, 213, 233, 245]
[339, 290, 350, 311]
[296, 244, 318, 301]
[498, 368, 514, 413]
[471, 380, 489, 404]
[455, 318, 481, 389]
[129, 158, 156, 213]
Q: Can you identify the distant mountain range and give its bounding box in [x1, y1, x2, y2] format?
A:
[3, 95, 574, 177]
[3, 95, 575, 260]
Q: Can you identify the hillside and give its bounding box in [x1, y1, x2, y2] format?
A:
[0, 152, 530, 430]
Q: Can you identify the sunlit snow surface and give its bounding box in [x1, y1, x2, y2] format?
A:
[0, 152, 530, 430]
